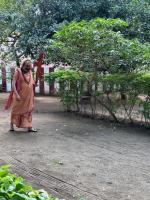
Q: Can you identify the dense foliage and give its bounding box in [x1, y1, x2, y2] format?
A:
[48, 18, 150, 73]
[109, 0, 150, 42]
[0, 165, 57, 200]
[0, 0, 149, 62]
[46, 18, 150, 124]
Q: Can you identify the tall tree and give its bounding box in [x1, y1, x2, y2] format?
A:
[0, 0, 149, 63]
[109, 0, 150, 42]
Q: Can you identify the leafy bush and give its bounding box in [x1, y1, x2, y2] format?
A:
[45, 70, 150, 124]
[48, 18, 150, 74]
[0, 165, 58, 200]
[45, 70, 89, 111]
[47, 18, 150, 124]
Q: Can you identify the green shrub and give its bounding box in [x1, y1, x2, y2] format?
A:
[0, 165, 57, 200]
[45, 70, 150, 124]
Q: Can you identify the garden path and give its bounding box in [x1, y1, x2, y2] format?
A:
[0, 94, 150, 200]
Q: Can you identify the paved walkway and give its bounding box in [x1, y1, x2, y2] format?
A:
[0, 94, 150, 200]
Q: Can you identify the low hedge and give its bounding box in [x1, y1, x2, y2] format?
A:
[45, 70, 150, 124]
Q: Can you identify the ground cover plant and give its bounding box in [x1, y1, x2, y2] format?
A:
[0, 165, 60, 200]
